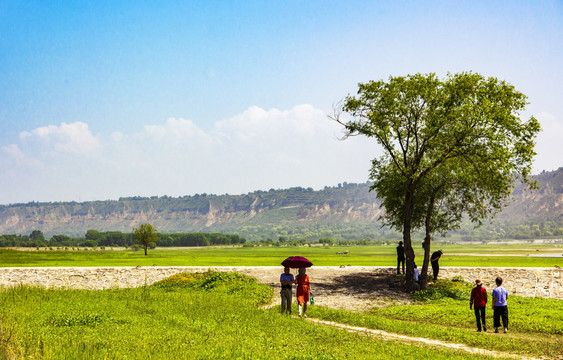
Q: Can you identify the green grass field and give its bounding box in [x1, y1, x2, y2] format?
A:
[2, 271, 556, 359]
[1, 243, 561, 267]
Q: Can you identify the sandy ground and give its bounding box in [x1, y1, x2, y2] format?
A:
[232, 266, 411, 311]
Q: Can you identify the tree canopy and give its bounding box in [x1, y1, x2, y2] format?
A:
[338, 72, 540, 290]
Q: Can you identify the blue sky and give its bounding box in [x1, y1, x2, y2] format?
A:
[1, 1, 562, 204]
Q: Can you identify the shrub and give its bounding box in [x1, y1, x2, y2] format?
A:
[81, 239, 98, 247]
[130, 244, 143, 251]
[153, 270, 272, 305]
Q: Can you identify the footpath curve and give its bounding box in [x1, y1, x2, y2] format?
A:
[305, 318, 543, 360]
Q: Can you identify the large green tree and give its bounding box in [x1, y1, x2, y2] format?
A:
[337, 72, 540, 290]
[133, 223, 159, 256]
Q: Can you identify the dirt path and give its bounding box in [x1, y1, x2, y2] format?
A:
[307, 318, 543, 360]
[238, 266, 411, 311]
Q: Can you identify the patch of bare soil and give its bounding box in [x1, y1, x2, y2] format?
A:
[310, 271, 412, 310]
[240, 266, 411, 311]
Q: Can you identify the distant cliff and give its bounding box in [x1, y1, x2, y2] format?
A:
[1, 168, 562, 239]
[0, 183, 381, 237]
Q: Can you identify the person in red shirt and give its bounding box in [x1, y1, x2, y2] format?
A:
[296, 267, 312, 318]
[470, 279, 488, 332]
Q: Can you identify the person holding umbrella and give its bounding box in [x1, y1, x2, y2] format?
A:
[281, 256, 313, 318]
[280, 266, 296, 315]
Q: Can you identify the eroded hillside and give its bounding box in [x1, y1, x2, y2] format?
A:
[1, 168, 562, 239]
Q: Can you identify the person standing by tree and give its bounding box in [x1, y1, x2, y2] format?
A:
[280, 267, 296, 315]
[492, 277, 509, 333]
[470, 279, 488, 332]
[430, 249, 443, 281]
[133, 223, 158, 256]
[396, 241, 405, 274]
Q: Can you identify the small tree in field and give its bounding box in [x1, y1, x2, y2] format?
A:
[133, 223, 158, 256]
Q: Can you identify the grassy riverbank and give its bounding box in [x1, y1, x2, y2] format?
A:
[1, 243, 561, 267]
[0, 271, 512, 360]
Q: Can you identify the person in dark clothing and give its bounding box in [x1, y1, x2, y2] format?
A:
[470, 279, 488, 332]
[430, 249, 443, 280]
[396, 241, 405, 274]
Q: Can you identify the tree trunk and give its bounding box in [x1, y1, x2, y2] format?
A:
[420, 234, 431, 290]
[420, 192, 436, 290]
[144, 246, 148, 256]
[403, 188, 416, 291]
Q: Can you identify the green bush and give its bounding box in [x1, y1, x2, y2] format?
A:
[81, 239, 98, 247]
[130, 244, 143, 251]
[152, 270, 273, 305]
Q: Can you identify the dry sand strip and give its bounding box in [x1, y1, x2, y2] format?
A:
[306, 318, 543, 360]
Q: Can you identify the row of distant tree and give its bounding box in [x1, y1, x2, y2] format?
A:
[0, 229, 246, 248]
[1, 220, 561, 248]
[0, 229, 386, 248]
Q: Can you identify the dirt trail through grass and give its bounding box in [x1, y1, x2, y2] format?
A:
[260, 268, 559, 360]
[306, 318, 543, 360]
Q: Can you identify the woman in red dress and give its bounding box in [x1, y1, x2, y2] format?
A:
[296, 267, 311, 318]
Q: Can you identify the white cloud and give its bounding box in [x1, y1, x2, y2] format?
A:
[3, 103, 555, 205]
[1, 144, 24, 160]
[0, 105, 377, 204]
[19, 122, 101, 155]
[144, 117, 208, 142]
[214, 104, 328, 141]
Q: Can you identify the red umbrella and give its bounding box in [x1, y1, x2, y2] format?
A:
[281, 256, 313, 268]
